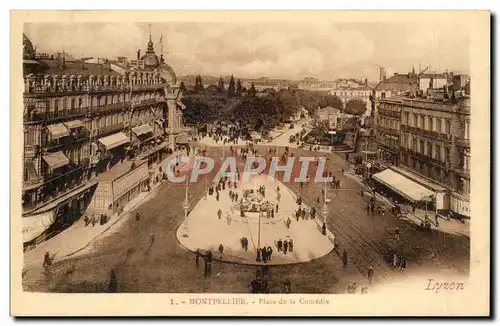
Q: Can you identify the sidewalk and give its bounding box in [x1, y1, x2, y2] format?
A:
[23, 151, 188, 267]
[345, 168, 470, 237]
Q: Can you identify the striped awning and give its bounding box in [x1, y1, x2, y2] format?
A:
[46, 123, 70, 139]
[372, 169, 434, 202]
[98, 132, 130, 150]
[64, 120, 84, 129]
[43, 151, 69, 169]
[132, 124, 154, 136]
[177, 101, 186, 110]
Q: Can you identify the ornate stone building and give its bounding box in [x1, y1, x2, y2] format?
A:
[22, 32, 187, 243]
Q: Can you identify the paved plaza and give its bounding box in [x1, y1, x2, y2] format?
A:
[177, 174, 335, 265]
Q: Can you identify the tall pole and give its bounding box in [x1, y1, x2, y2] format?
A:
[256, 210, 262, 261]
[182, 176, 190, 236]
[322, 182, 329, 224]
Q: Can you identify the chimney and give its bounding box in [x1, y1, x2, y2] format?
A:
[137, 49, 141, 60]
[453, 75, 462, 92]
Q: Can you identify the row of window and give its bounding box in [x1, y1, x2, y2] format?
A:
[332, 91, 370, 97]
[32, 91, 160, 113]
[401, 133, 450, 163]
[378, 116, 400, 131]
[24, 107, 164, 146]
[402, 112, 452, 135]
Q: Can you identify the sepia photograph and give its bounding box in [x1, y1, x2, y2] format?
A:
[10, 10, 490, 316]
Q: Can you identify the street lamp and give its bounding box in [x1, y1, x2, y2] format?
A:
[256, 210, 262, 262]
[182, 177, 190, 237]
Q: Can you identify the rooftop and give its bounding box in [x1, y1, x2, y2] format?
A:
[31, 59, 121, 77]
[375, 73, 418, 92]
[97, 159, 148, 182]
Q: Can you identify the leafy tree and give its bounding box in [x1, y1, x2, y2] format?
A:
[248, 82, 257, 96]
[345, 99, 367, 116]
[321, 94, 344, 109]
[236, 79, 243, 95]
[227, 75, 236, 98]
[194, 75, 204, 92]
[217, 77, 225, 93]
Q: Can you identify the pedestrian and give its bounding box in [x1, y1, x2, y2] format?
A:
[267, 246, 273, 261]
[283, 240, 288, 254]
[91, 214, 96, 227]
[401, 256, 407, 270]
[271, 209, 275, 218]
[367, 203, 370, 214]
[301, 209, 306, 219]
[216, 192, 219, 201]
[288, 239, 294, 252]
[284, 278, 292, 293]
[435, 215, 440, 227]
[217, 209, 222, 219]
[276, 203, 279, 213]
[261, 248, 267, 263]
[207, 251, 213, 275]
[311, 207, 316, 219]
[244, 238, 249, 251]
[392, 253, 398, 268]
[367, 266, 374, 284]
[83, 215, 89, 227]
[240, 237, 245, 249]
[342, 249, 348, 268]
[218, 244, 224, 259]
[135, 211, 140, 221]
[286, 217, 291, 229]
[195, 249, 200, 268]
[322, 222, 326, 236]
[107, 269, 118, 293]
[394, 227, 400, 242]
[277, 239, 283, 252]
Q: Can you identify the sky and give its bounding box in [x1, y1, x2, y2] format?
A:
[24, 22, 470, 81]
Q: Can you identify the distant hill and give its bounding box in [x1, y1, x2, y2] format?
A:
[178, 75, 301, 87]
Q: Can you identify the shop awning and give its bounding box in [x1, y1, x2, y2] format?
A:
[132, 124, 154, 136]
[175, 133, 190, 144]
[177, 101, 186, 110]
[46, 123, 70, 139]
[43, 151, 69, 169]
[98, 132, 130, 150]
[64, 120, 84, 129]
[372, 169, 434, 202]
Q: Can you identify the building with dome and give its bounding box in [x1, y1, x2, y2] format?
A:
[21, 31, 189, 244]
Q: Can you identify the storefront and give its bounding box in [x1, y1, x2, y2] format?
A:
[450, 192, 471, 219]
[372, 169, 435, 207]
[88, 160, 149, 215]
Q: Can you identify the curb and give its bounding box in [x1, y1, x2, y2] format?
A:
[62, 179, 168, 259]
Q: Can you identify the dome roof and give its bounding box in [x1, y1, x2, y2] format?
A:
[141, 53, 159, 68]
[159, 64, 177, 84]
[23, 33, 36, 60]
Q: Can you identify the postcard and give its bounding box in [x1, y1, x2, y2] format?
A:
[11, 10, 490, 316]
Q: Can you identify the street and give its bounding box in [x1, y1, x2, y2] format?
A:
[22, 146, 469, 293]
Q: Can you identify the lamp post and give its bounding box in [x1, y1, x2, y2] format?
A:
[322, 182, 330, 225]
[256, 210, 262, 262]
[182, 177, 190, 237]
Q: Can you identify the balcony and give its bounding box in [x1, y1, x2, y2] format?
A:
[132, 99, 159, 108]
[454, 165, 470, 178]
[22, 157, 91, 192]
[95, 122, 125, 137]
[456, 136, 471, 148]
[131, 84, 164, 92]
[24, 101, 131, 123]
[377, 108, 400, 118]
[376, 125, 400, 137]
[24, 85, 131, 97]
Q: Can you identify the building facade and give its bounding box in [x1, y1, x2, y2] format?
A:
[399, 95, 470, 218]
[22, 33, 187, 243]
[374, 83, 471, 218]
[375, 96, 402, 166]
[330, 78, 372, 115]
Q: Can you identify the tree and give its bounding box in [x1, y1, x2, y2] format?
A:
[248, 82, 257, 96]
[194, 75, 204, 92]
[236, 79, 243, 95]
[217, 77, 225, 93]
[227, 75, 236, 98]
[345, 99, 367, 116]
[179, 81, 187, 93]
[321, 94, 344, 109]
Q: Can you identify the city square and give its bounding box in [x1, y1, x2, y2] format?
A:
[20, 20, 472, 296]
